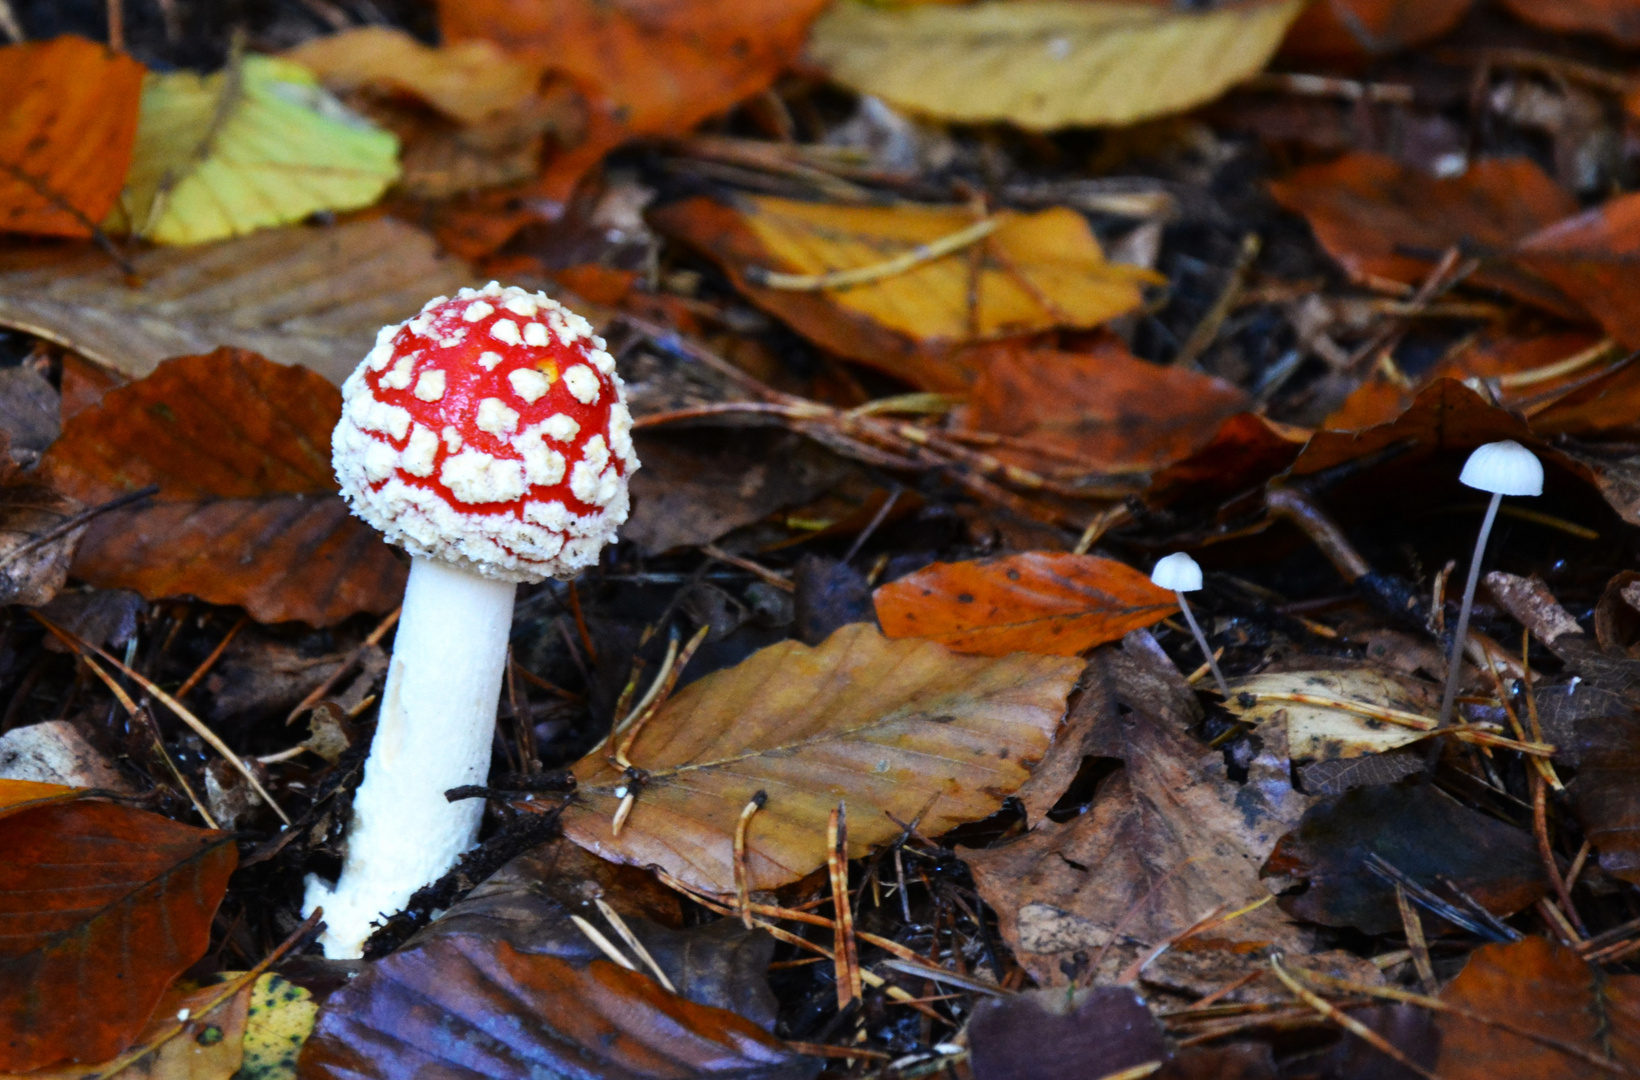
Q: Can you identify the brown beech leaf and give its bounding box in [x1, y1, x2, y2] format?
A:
[0, 793, 237, 1072]
[0, 37, 145, 238]
[649, 195, 1159, 391]
[1260, 781, 1545, 935]
[1281, 0, 1473, 62]
[1515, 193, 1640, 349]
[1497, 0, 1640, 47]
[1434, 936, 1640, 1079]
[0, 432, 85, 607]
[298, 934, 812, 1080]
[965, 648, 1312, 989]
[963, 337, 1250, 474]
[874, 553, 1177, 658]
[561, 623, 1081, 895]
[1268, 154, 1580, 317]
[1143, 412, 1310, 508]
[40, 349, 405, 627]
[0, 218, 471, 385]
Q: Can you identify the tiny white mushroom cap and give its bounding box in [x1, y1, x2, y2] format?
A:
[1459, 440, 1543, 497]
[1151, 552, 1203, 592]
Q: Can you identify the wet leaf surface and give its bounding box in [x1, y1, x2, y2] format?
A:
[0, 792, 237, 1072]
[874, 552, 1177, 657]
[562, 623, 1081, 894]
[1261, 781, 1545, 935]
[40, 349, 405, 626]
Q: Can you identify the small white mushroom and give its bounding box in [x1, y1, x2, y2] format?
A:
[1151, 552, 1228, 698]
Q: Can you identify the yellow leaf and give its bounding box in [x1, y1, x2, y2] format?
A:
[110, 54, 399, 245]
[1222, 669, 1440, 761]
[283, 26, 539, 125]
[807, 0, 1308, 130]
[238, 974, 316, 1080]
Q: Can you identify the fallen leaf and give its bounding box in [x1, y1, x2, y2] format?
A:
[441, 0, 828, 136]
[0, 37, 144, 238]
[808, 0, 1307, 131]
[965, 648, 1311, 987]
[1568, 711, 1640, 885]
[1268, 154, 1581, 317]
[297, 935, 809, 1080]
[1222, 668, 1439, 761]
[0, 363, 62, 460]
[651, 195, 1158, 391]
[1281, 0, 1473, 62]
[0, 720, 131, 791]
[968, 986, 1165, 1080]
[873, 553, 1178, 657]
[284, 26, 539, 124]
[1434, 936, 1640, 1078]
[239, 974, 317, 1080]
[0, 432, 85, 607]
[963, 337, 1250, 473]
[1496, 0, 1640, 47]
[0, 778, 84, 818]
[0, 217, 472, 385]
[562, 622, 1081, 894]
[109, 55, 399, 245]
[1143, 412, 1310, 508]
[40, 348, 406, 627]
[1515, 193, 1640, 348]
[0, 797, 237, 1072]
[1261, 780, 1546, 935]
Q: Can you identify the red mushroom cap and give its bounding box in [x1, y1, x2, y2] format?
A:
[333, 283, 638, 582]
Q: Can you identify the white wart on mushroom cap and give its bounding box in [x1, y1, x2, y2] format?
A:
[333, 282, 639, 582]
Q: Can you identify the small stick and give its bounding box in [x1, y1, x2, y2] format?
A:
[615, 623, 709, 767]
[569, 915, 638, 972]
[174, 614, 248, 699]
[701, 543, 794, 592]
[566, 581, 599, 666]
[1395, 884, 1437, 994]
[1269, 957, 1441, 1080]
[595, 898, 675, 992]
[735, 790, 767, 929]
[285, 605, 401, 723]
[1171, 232, 1260, 369]
[828, 802, 862, 1008]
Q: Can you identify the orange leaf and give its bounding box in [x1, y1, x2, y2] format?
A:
[0, 778, 83, 820]
[439, 0, 828, 138]
[0, 37, 144, 238]
[1497, 0, 1640, 47]
[874, 553, 1179, 657]
[1281, 0, 1472, 62]
[0, 800, 236, 1072]
[1515, 192, 1640, 349]
[40, 348, 405, 626]
[1268, 153, 1581, 318]
[964, 337, 1249, 473]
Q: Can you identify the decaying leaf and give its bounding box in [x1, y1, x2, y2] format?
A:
[239, 974, 317, 1080]
[808, 0, 1306, 130]
[1267, 153, 1580, 316]
[441, 0, 829, 137]
[298, 935, 811, 1080]
[109, 55, 399, 245]
[1222, 668, 1439, 761]
[284, 27, 539, 125]
[0, 788, 237, 1072]
[968, 987, 1164, 1080]
[874, 553, 1177, 658]
[1281, 0, 1475, 61]
[1261, 781, 1545, 935]
[1569, 711, 1640, 885]
[562, 623, 1081, 894]
[1515, 192, 1640, 348]
[0, 433, 85, 608]
[650, 195, 1159, 391]
[40, 349, 405, 627]
[963, 337, 1250, 474]
[0, 36, 145, 238]
[0, 217, 472, 385]
[1434, 936, 1640, 1079]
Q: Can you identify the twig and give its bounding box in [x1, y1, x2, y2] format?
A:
[841, 486, 901, 565]
[748, 218, 999, 291]
[595, 898, 675, 991]
[1269, 956, 1442, 1080]
[175, 614, 248, 699]
[0, 484, 158, 573]
[285, 605, 400, 723]
[1395, 884, 1438, 994]
[735, 790, 767, 929]
[701, 543, 794, 593]
[1496, 337, 1617, 389]
[569, 915, 639, 972]
[566, 581, 599, 666]
[829, 802, 863, 1008]
[1171, 232, 1260, 369]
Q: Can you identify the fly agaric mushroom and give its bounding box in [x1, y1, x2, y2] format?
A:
[303, 283, 638, 958]
[1436, 439, 1543, 730]
[1151, 552, 1229, 698]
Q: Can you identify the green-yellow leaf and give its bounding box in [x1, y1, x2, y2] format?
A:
[807, 0, 1308, 131]
[239, 974, 316, 1080]
[109, 55, 399, 245]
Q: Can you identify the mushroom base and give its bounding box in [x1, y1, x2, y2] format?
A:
[303, 555, 517, 958]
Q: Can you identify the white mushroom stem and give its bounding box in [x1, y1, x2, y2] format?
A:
[1437, 491, 1502, 730]
[304, 555, 516, 958]
[1176, 593, 1230, 698]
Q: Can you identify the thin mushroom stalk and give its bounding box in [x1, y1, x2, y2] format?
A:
[1436, 440, 1543, 732]
[304, 283, 638, 958]
[1151, 552, 1229, 698]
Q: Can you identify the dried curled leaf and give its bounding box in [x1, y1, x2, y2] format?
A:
[808, 0, 1306, 131]
[109, 54, 399, 245]
[41, 349, 405, 627]
[0, 796, 237, 1072]
[874, 553, 1177, 657]
[0, 36, 145, 238]
[562, 623, 1082, 894]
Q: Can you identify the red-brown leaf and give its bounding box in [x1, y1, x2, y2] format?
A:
[1497, 0, 1640, 47]
[0, 798, 237, 1071]
[1515, 192, 1640, 348]
[1281, 0, 1473, 62]
[40, 348, 405, 627]
[874, 553, 1178, 657]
